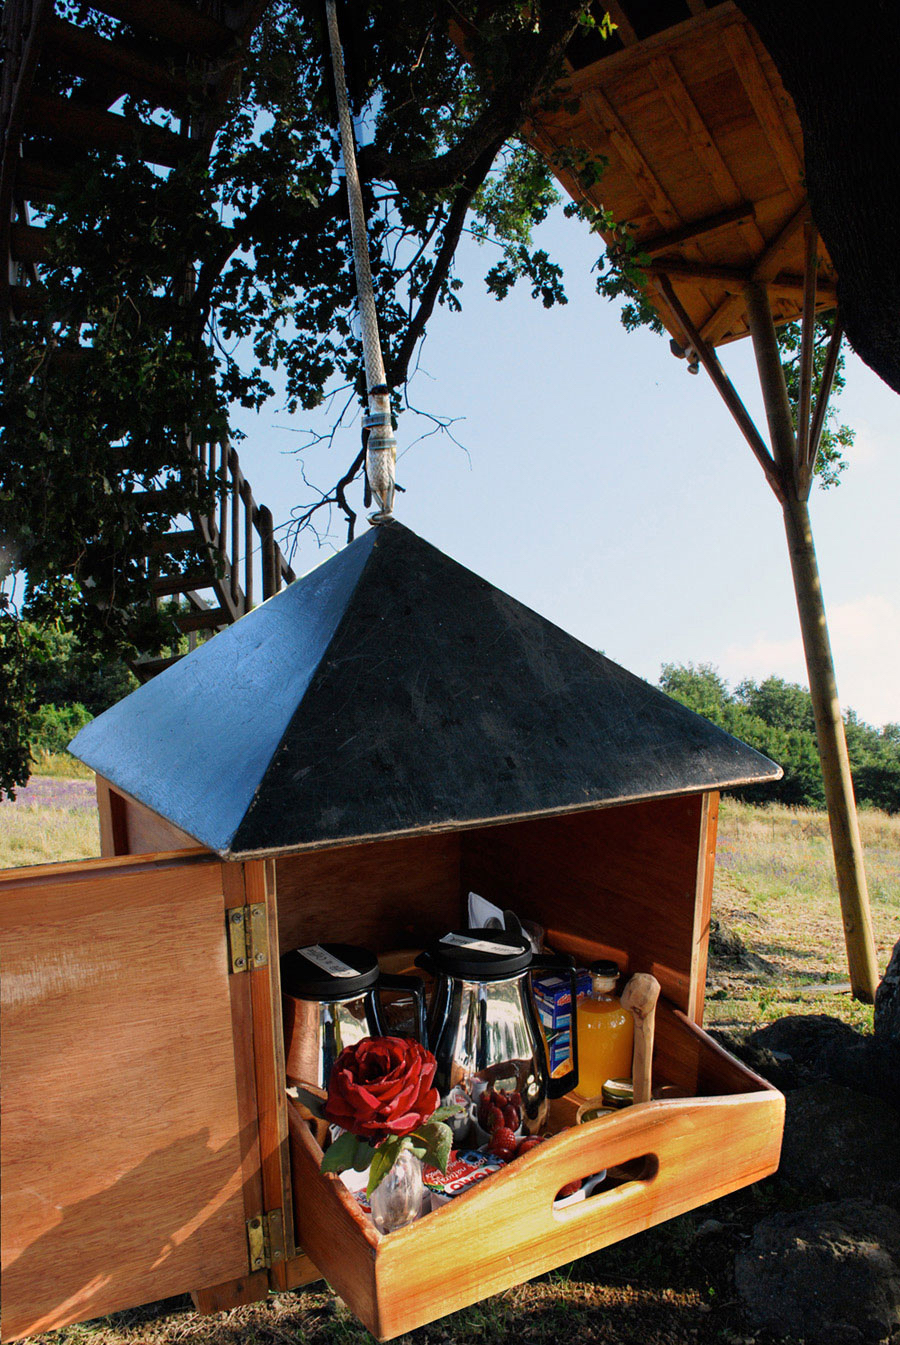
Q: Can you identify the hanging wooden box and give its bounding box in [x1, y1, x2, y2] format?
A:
[0, 780, 782, 1341]
[275, 795, 783, 1338]
[3, 526, 785, 1340]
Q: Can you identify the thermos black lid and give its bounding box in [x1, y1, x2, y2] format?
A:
[425, 928, 534, 980]
[280, 943, 380, 1001]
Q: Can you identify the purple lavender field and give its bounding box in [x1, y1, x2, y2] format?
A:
[1, 775, 97, 812]
[1, 774, 100, 866]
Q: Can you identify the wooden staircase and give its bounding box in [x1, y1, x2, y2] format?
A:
[1, 0, 294, 678]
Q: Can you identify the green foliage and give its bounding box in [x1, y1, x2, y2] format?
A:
[29, 703, 94, 757]
[0, 617, 136, 798]
[776, 314, 853, 487]
[320, 1130, 377, 1177]
[2, 1, 617, 793]
[659, 663, 900, 812]
[0, 602, 33, 799]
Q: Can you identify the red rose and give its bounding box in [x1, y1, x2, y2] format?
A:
[324, 1035, 440, 1141]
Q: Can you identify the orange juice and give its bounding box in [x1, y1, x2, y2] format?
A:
[575, 961, 633, 1099]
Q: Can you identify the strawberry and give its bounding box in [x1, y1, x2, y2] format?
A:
[503, 1104, 520, 1129]
[487, 1105, 505, 1133]
[477, 1089, 495, 1126]
[557, 1178, 581, 1199]
[488, 1126, 518, 1160]
[515, 1136, 543, 1157]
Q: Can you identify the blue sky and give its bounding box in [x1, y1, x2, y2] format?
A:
[232, 207, 900, 730]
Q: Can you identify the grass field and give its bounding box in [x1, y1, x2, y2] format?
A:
[2, 772, 897, 1345]
[705, 799, 899, 1035]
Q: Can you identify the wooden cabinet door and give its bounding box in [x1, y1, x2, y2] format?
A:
[1, 853, 259, 1340]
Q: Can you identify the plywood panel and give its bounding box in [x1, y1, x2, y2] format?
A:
[275, 831, 462, 955]
[120, 788, 199, 855]
[461, 795, 708, 1013]
[1, 856, 251, 1339]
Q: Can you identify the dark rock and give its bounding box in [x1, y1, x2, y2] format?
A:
[708, 1027, 802, 1093]
[780, 1085, 900, 1205]
[747, 1016, 900, 1112]
[876, 940, 900, 1051]
[708, 917, 774, 974]
[735, 1199, 900, 1344]
[819, 1034, 900, 1115]
[750, 1013, 860, 1066]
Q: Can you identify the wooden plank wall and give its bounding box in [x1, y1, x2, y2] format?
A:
[274, 832, 462, 955]
[96, 775, 198, 857]
[461, 794, 715, 1018]
[0, 857, 250, 1339]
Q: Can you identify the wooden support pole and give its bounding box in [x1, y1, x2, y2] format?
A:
[259, 505, 277, 600]
[796, 224, 818, 477]
[657, 275, 784, 500]
[745, 283, 878, 1004]
[744, 281, 797, 475]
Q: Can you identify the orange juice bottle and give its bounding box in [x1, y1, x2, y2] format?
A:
[574, 960, 633, 1099]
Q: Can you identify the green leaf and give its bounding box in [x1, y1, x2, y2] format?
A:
[428, 1104, 462, 1125]
[366, 1135, 411, 1197]
[293, 1086, 326, 1119]
[351, 1138, 377, 1172]
[320, 1129, 360, 1176]
[414, 1121, 453, 1175]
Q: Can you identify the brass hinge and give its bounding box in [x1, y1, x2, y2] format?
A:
[227, 902, 268, 974]
[246, 1208, 285, 1271]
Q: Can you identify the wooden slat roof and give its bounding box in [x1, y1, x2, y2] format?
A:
[529, 0, 833, 348]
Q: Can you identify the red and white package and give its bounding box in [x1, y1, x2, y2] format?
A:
[423, 1148, 505, 1207]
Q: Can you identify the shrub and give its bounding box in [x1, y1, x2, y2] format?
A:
[29, 702, 94, 757]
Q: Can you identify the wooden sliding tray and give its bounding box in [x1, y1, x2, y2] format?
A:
[288, 1000, 784, 1340]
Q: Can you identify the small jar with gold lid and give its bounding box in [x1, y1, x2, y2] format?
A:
[601, 1077, 634, 1109]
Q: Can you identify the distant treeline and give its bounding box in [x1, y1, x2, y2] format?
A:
[660, 663, 900, 813]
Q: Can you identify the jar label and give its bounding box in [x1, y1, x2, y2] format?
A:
[298, 944, 358, 977]
[440, 933, 521, 956]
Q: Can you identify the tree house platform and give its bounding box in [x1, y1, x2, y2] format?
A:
[529, 0, 835, 348]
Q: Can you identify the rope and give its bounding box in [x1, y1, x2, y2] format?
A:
[325, 0, 396, 523]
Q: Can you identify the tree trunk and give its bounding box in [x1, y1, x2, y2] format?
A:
[779, 492, 879, 1002]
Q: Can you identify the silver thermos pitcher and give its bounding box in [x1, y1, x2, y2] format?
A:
[281, 942, 427, 1089]
[416, 929, 579, 1145]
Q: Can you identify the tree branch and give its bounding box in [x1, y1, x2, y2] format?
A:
[388, 136, 503, 388]
[359, 1, 587, 193]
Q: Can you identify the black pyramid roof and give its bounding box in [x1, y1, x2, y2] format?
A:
[70, 521, 781, 858]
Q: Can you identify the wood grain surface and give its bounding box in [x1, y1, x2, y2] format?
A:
[275, 831, 461, 954]
[1, 855, 251, 1340]
[534, 4, 826, 349]
[461, 795, 710, 1014]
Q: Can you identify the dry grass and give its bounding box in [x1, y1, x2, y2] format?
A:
[0, 774, 100, 867]
[706, 799, 900, 1035]
[31, 750, 96, 780]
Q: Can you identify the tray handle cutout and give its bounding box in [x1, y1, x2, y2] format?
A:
[552, 1153, 658, 1218]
